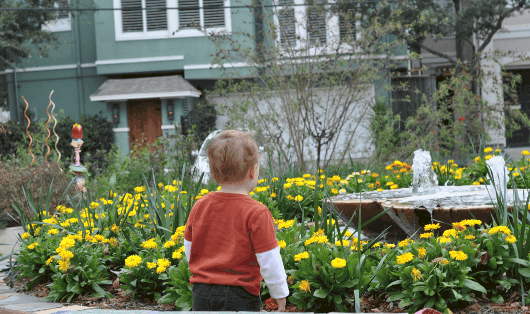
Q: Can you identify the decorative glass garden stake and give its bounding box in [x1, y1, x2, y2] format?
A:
[69, 123, 88, 195]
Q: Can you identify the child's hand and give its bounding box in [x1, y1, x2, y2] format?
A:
[273, 298, 286, 311]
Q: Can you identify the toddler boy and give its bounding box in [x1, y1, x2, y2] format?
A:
[184, 130, 289, 311]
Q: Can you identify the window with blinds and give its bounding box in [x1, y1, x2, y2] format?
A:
[121, 0, 168, 33]
[203, 0, 225, 28]
[56, 0, 69, 20]
[306, 0, 326, 47]
[146, 0, 168, 31]
[121, 0, 143, 32]
[278, 0, 296, 49]
[179, 0, 200, 29]
[338, 7, 357, 44]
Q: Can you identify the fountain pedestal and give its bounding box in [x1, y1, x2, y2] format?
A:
[327, 186, 522, 242]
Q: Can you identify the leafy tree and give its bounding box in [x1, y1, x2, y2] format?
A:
[205, 0, 412, 172]
[0, 0, 94, 112]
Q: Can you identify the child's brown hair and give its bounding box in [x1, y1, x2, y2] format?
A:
[208, 130, 260, 184]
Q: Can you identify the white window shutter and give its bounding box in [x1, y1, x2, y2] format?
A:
[179, 0, 201, 29]
[55, 0, 69, 20]
[203, 0, 225, 28]
[146, 0, 168, 31]
[278, 0, 296, 49]
[306, 0, 326, 47]
[121, 0, 143, 32]
[338, 6, 356, 43]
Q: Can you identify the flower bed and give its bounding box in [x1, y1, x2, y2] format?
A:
[10, 148, 530, 314]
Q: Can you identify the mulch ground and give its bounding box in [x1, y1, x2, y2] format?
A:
[4, 274, 530, 314]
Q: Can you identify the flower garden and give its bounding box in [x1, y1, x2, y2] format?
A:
[9, 148, 530, 314]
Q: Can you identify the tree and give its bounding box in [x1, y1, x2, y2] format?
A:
[360, 0, 530, 160]
[0, 0, 94, 112]
[205, 0, 413, 172]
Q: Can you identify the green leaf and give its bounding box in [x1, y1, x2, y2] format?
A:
[158, 293, 178, 304]
[91, 283, 108, 298]
[387, 293, 406, 302]
[398, 298, 414, 308]
[463, 279, 487, 293]
[519, 268, 530, 278]
[313, 288, 329, 298]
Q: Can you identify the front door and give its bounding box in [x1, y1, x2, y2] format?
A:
[127, 99, 163, 153]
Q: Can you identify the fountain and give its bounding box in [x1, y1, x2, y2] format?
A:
[327, 150, 525, 242]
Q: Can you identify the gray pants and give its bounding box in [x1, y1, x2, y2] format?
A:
[192, 282, 262, 311]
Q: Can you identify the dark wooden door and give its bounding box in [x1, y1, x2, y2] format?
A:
[128, 99, 163, 153]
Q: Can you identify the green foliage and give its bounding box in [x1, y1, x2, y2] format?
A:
[187, 99, 218, 150]
[158, 259, 193, 310]
[0, 111, 114, 179]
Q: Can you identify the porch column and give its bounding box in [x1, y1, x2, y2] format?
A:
[108, 101, 129, 161]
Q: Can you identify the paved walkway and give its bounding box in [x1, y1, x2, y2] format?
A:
[0, 226, 392, 314]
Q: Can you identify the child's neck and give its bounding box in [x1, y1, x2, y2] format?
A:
[218, 187, 249, 195]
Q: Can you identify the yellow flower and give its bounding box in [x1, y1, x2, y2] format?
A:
[390, 184, 398, 190]
[21, 232, 31, 240]
[164, 240, 176, 248]
[331, 189, 338, 194]
[28, 242, 39, 250]
[299, 280, 311, 293]
[437, 236, 451, 244]
[473, 181, 480, 185]
[339, 189, 346, 194]
[488, 226, 512, 235]
[331, 258, 347, 268]
[172, 251, 182, 259]
[475, 156, 481, 163]
[372, 173, 379, 178]
[484, 147, 493, 153]
[440, 259, 449, 265]
[294, 251, 310, 261]
[420, 232, 433, 239]
[59, 237, 75, 248]
[485, 155, 493, 160]
[156, 266, 167, 274]
[335, 240, 350, 247]
[399, 239, 414, 247]
[47, 229, 59, 235]
[424, 223, 440, 231]
[411, 268, 422, 281]
[386, 182, 394, 186]
[134, 186, 146, 193]
[384, 243, 396, 248]
[443, 229, 458, 238]
[294, 195, 303, 202]
[111, 224, 119, 233]
[157, 258, 171, 268]
[46, 256, 55, 265]
[58, 260, 70, 272]
[270, 192, 277, 198]
[449, 250, 468, 261]
[278, 240, 287, 249]
[125, 255, 142, 268]
[396, 252, 414, 264]
[465, 235, 475, 240]
[418, 247, 426, 258]
[147, 262, 157, 269]
[141, 239, 158, 249]
[505, 235, 516, 243]
[522, 150, 530, 156]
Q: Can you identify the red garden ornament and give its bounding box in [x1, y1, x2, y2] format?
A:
[458, 116, 465, 121]
[71, 123, 83, 139]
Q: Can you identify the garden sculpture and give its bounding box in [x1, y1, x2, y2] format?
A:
[69, 123, 88, 194]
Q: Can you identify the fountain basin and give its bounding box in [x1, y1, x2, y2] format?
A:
[327, 186, 527, 241]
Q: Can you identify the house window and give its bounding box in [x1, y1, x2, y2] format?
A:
[114, 0, 232, 41]
[41, 0, 71, 32]
[121, 0, 168, 32]
[274, 0, 360, 52]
